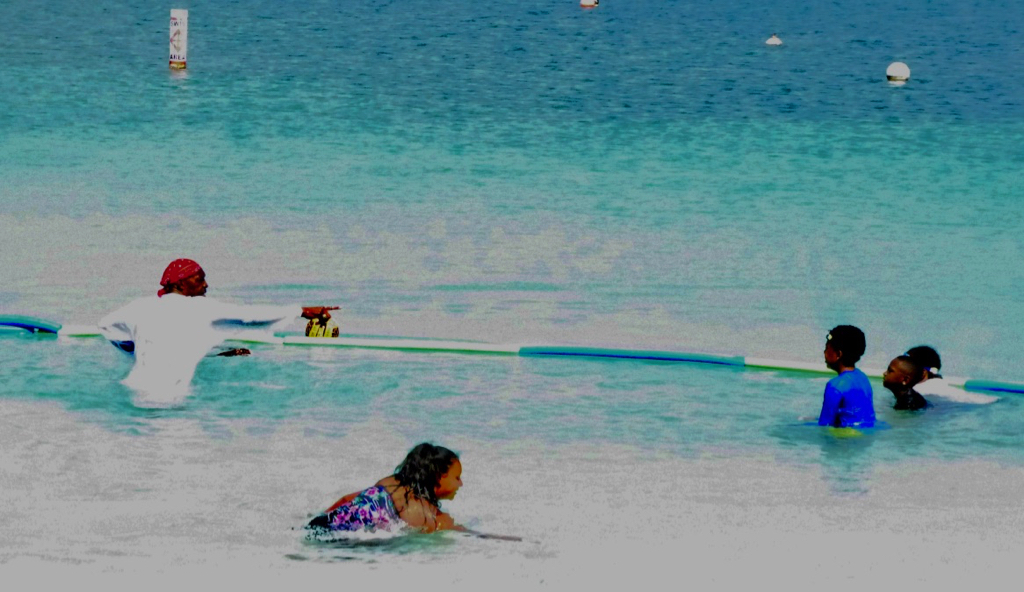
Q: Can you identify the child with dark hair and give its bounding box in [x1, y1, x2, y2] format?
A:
[306, 443, 520, 540]
[882, 355, 930, 410]
[307, 443, 463, 535]
[817, 325, 876, 428]
[905, 345, 941, 379]
[904, 345, 997, 404]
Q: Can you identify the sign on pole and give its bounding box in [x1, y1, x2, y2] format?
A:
[169, 9, 188, 69]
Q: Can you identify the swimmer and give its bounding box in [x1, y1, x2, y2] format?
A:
[882, 355, 930, 411]
[904, 345, 998, 404]
[306, 443, 520, 541]
[817, 325, 876, 428]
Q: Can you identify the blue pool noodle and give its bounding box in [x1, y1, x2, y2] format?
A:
[0, 315, 62, 334]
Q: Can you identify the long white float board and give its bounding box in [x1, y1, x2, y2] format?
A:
[56, 324, 518, 353]
[1, 316, 1017, 393]
[48, 324, 969, 384]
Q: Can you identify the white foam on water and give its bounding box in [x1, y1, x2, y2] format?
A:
[2, 401, 1022, 587]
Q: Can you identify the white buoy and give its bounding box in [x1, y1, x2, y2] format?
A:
[580, 0, 598, 8]
[169, 9, 188, 70]
[886, 61, 910, 83]
[765, 34, 783, 46]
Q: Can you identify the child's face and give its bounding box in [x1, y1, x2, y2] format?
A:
[823, 342, 841, 370]
[434, 459, 463, 501]
[882, 358, 913, 393]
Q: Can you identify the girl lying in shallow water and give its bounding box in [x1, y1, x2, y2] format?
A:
[306, 442, 519, 540]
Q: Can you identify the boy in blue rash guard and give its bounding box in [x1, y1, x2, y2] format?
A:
[817, 325, 876, 428]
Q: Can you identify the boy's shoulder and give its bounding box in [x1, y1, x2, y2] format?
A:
[828, 368, 870, 390]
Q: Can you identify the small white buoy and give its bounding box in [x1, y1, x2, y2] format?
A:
[169, 9, 188, 70]
[580, 0, 598, 8]
[886, 61, 910, 83]
[765, 34, 783, 46]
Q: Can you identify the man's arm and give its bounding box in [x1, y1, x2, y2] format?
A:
[208, 303, 339, 329]
[97, 300, 141, 352]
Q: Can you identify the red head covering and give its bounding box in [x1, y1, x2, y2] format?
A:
[158, 259, 204, 296]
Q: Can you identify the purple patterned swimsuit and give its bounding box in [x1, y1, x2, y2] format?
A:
[306, 485, 401, 534]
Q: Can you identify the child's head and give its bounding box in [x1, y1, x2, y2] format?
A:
[882, 355, 924, 395]
[394, 443, 461, 506]
[823, 325, 866, 370]
[905, 345, 941, 379]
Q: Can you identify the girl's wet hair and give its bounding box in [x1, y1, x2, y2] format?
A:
[827, 325, 866, 365]
[905, 345, 942, 377]
[394, 443, 459, 508]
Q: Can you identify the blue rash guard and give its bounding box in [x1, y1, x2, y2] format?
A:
[818, 368, 876, 428]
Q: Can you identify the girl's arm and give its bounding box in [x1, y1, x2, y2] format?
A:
[397, 499, 439, 532]
[439, 513, 522, 541]
[407, 506, 522, 540]
[435, 510, 460, 531]
[394, 497, 454, 533]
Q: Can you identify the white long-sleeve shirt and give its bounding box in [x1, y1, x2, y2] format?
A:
[98, 294, 301, 406]
[915, 377, 998, 405]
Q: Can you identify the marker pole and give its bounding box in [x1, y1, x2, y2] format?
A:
[169, 9, 188, 69]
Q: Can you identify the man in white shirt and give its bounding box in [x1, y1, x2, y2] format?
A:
[99, 258, 336, 407]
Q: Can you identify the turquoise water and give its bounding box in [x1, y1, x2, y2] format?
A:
[3, 331, 1021, 462]
[2, 0, 1024, 581]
